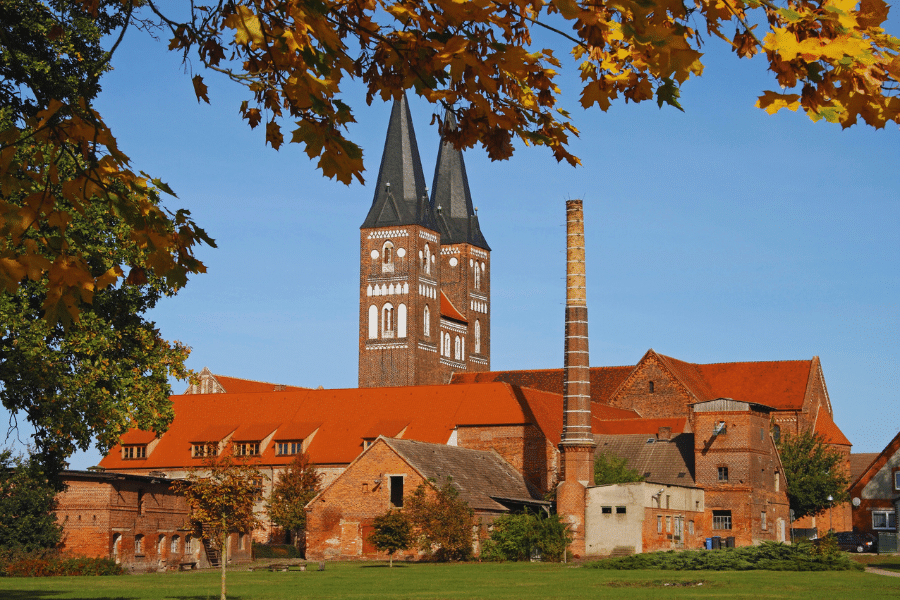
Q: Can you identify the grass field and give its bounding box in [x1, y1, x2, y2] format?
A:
[1, 560, 899, 600]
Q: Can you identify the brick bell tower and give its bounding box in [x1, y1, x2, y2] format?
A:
[556, 199, 595, 557]
[359, 98, 491, 387]
[430, 111, 491, 380]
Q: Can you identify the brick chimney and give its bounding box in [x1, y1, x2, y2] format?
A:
[557, 199, 595, 557]
[657, 426, 672, 441]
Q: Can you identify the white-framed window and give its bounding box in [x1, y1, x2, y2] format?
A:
[192, 443, 218, 458]
[171, 535, 180, 554]
[424, 305, 430, 337]
[368, 305, 378, 339]
[276, 441, 302, 455]
[474, 320, 481, 353]
[689, 520, 694, 536]
[761, 511, 767, 530]
[122, 445, 146, 459]
[235, 442, 259, 456]
[718, 466, 729, 482]
[657, 515, 662, 533]
[382, 241, 394, 273]
[712, 510, 732, 530]
[135, 534, 144, 555]
[873, 511, 897, 530]
[398, 303, 407, 338]
[382, 303, 394, 337]
[894, 471, 900, 491]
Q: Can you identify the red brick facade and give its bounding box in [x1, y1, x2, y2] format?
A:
[455, 424, 559, 495]
[55, 472, 252, 571]
[359, 226, 490, 387]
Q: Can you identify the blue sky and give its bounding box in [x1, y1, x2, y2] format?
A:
[5, 11, 899, 468]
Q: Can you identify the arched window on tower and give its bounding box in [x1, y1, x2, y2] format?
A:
[424, 244, 431, 275]
[382, 303, 394, 337]
[368, 305, 378, 339]
[475, 320, 481, 353]
[424, 305, 430, 337]
[398, 304, 407, 338]
[443, 332, 451, 356]
[454, 335, 461, 360]
[382, 241, 394, 273]
[474, 263, 480, 290]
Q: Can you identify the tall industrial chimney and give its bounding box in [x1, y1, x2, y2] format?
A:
[557, 199, 595, 557]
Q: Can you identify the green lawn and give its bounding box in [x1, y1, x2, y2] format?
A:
[0, 561, 898, 600]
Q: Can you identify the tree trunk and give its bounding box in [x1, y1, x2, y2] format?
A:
[220, 530, 228, 600]
[389, 552, 393, 568]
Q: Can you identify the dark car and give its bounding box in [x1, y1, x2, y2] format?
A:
[814, 531, 878, 553]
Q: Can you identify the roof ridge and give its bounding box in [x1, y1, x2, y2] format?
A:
[213, 374, 300, 387]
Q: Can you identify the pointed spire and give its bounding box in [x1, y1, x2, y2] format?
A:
[362, 94, 436, 231]
[430, 111, 490, 250]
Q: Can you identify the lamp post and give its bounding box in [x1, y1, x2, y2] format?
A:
[827, 495, 834, 532]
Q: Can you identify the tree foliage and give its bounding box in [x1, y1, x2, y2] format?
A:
[594, 451, 645, 485]
[0, 449, 62, 552]
[2, 0, 897, 323]
[172, 453, 262, 600]
[265, 452, 321, 550]
[776, 430, 850, 522]
[368, 509, 414, 566]
[481, 510, 571, 562]
[0, 115, 192, 476]
[404, 479, 475, 561]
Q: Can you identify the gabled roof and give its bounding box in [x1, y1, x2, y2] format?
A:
[450, 366, 636, 406]
[383, 438, 541, 511]
[440, 290, 467, 323]
[813, 409, 851, 446]
[594, 433, 696, 487]
[361, 93, 437, 232]
[183, 367, 306, 394]
[849, 453, 879, 484]
[430, 111, 489, 250]
[99, 383, 568, 470]
[850, 430, 900, 491]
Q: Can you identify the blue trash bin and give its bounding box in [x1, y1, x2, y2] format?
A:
[705, 538, 713, 550]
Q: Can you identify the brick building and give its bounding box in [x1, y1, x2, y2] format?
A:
[359, 94, 491, 387]
[848, 430, 900, 536]
[55, 470, 250, 571]
[305, 437, 545, 560]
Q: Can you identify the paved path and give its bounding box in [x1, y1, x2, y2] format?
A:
[865, 566, 900, 577]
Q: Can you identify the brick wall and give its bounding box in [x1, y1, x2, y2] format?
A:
[456, 424, 558, 494]
[607, 355, 694, 418]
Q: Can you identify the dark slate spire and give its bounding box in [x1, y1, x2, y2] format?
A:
[429, 111, 490, 251]
[362, 94, 437, 231]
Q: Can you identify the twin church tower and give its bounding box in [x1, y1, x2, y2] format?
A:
[358, 95, 491, 387]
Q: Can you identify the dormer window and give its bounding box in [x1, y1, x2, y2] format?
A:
[122, 445, 147, 460]
[276, 441, 302, 455]
[234, 442, 260, 456]
[192, 443, 218, 458]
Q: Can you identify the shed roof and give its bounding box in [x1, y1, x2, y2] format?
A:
[593, 433, 696, 486]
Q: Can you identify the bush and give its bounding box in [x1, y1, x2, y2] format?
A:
[0, 549, 123, 577]
[585, 541, 863, 572]
[251, 542, 304, 559]
[482, 511, 571, 562]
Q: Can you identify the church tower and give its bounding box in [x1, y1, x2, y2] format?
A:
[430, 111, 491, 380]
[359, 98, 491, 387]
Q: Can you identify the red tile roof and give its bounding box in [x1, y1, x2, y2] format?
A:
[362, 420, 409, 439]
[233, 423, 280, 442]
[690, 358, 813, 409]
[119, 430, 158, 445]
[813, 409, 851, 446]
[460, 354, 817, 412]
[593, 418, 689, 436]
[439, 291, 467, 323]
[100, 383, 563, 470]
[213, 375, 307, 394]
[451, 366, 635, 405]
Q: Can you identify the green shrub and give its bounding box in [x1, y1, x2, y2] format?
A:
[586, 541, 863, 572]
[251, 542, 304, 559]
[0, 549, 124, 577]
[482, 511, 572, 562]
